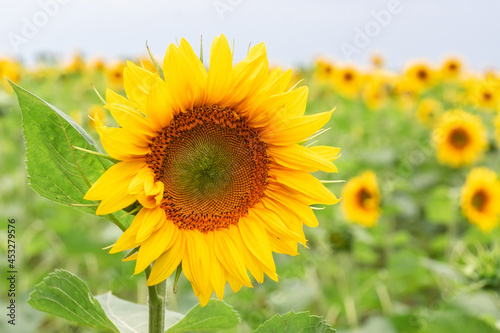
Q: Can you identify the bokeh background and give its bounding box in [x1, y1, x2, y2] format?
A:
[1, 1, 500, 332]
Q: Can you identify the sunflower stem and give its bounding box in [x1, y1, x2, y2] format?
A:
[145, 266, 166, 333]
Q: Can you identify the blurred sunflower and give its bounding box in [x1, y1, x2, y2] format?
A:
[333, 65, 362, 99]
[394, 78, 418, 113]
[416, 98, 443, 126]
[314, 57, 335, 83]
[405, 62, 435, 93]
[105, 61, 126, 90]
[370, 54, 384, 69]
[467, 79, 500, 111]
[92, 58, 106, 73]
[0, 58, 22, 92]
[84, 35, 340, 305]
[362, 77, 388, 111]
[432, 109, 487, 167]
[66, 53, 85, 74]
[461, 167, 500, 232]
[341, 171, 380, 227]
[440, 57, 463, 81]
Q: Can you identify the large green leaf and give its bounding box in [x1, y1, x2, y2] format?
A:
[27, 269, 118, 332]
[422, 310, 500, 333]
[95, 292, 184, 333]
[165, 300, 240, 332]
[256, 311, 335, 333]
[10, 81, 112, 214]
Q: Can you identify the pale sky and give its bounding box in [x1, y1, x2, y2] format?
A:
[0, 0, 499, 71]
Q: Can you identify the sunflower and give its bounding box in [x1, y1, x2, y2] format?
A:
[341, 171, 380, 227]
[92, 58, 106, 73]
[84, 35, 340, 305]
[333, 65, 362, 99]
[66, 52, 85, 74]
[404, 62, 435, 93]
[461, 167, 500, 232]
[370, 54, 384, 69]
[362, 77, 388, 111]
[416, 98, 442, 126]
[314, 57, 335, 83]
[105, 61, 126, 90]
[466, 78, 500, 111]
[432, 109, 487, 167]
[0, 58, 22, 92]
[440, 57, 463, 81]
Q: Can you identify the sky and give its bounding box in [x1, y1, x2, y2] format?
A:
[0, 0, 499, 71]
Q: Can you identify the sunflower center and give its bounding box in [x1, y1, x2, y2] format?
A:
[417, 69, 428, 81]
[483, 92, 492, 101]
[356, 188, 372, 209]
[449, 127, 470, 149]
[471, 189, 488, 212]
[146, 105, 269, 232]
[344, 72, 354, 82]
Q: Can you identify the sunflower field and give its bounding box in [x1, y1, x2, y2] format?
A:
[1, 38, 500, 333]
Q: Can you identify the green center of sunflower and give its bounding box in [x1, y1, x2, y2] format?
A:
[449, 127, 470, 149]
[471, 189, 488, 212]
[147, 105, 269, 232]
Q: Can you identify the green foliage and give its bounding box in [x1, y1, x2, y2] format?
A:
[10, 81, 112, 215]
[95, 292, 184, 333]
[27, 269, 119, 332]
[421, 310, 499, 333]
[165, 300, 240, 332]
[256, 311, 335, 333]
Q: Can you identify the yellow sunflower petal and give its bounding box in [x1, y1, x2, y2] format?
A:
[109, 215, 143, 253]
[147, 231, 185, 286]
[163, 43, 206, 111]
[268, 144, 338, 173]
[222, 42, 268, 106]
[238, 215, 276, 272]
[104, 103, 157, 138]
[145, 79, 174, 129]
[269, 168, 339, 205]
[308, 146, 341, 161]
[205, 232, 227, 300]
[135, 207, 167, 243]
[182, 230, 211, 295]
[268, 233, 299, 255]
[260, 196, 306, 243]
[106, 88, 135, 107]
[93, 114, 151, 160]
[135, 220, 178, 274]
[261, 110, 333, 146]
[214, 227, 252, 287]
[265, 185, 319, 227]
[206, 34, 233, 105]
[123, 60, 156, 112]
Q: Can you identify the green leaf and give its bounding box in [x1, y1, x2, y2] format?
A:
[256, 311, 335, 333]
[95, 292, 184, 333]
[424, 186, 456, 224]
[422, 310, 500, 333]
[165, 300, 240, 332]
[10, 81, 112, 215]
[27, 269, 118, 332]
